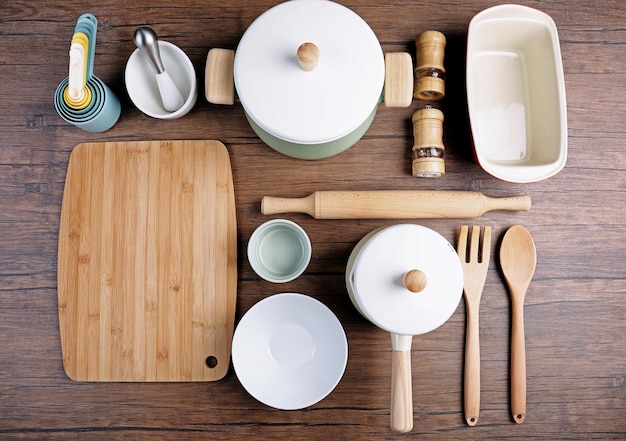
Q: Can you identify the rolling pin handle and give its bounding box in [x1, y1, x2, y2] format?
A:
[261, 194, 316, 217]
[482, 194, 532, 214]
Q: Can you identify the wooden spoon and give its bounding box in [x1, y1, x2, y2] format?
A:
[500, 225, 536, 424]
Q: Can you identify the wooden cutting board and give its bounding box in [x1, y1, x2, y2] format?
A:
[57, 140, 237, 382]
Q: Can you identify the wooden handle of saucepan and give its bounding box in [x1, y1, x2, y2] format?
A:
[261, 190, 531, 219]
[391, 350, 413, 433]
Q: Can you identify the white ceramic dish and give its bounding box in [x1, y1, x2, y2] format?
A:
[125, 41, 197, 119]
[231, 293, 348, 410]
[467, 4, 567, 183]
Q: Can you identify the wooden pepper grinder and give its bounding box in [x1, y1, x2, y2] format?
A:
[413, 31, 446, 101]
[411, 106, 445, 177]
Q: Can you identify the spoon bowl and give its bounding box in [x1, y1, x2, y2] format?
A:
[501, 225, 537, 289]
[500, 225, 536, 424]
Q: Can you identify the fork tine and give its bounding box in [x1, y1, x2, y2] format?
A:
[458, 225, 469, 262]
[470, 226, 481, 262]
[481, 226, 492, 265]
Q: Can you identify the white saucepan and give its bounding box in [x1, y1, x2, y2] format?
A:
[346, 224, 463, 433]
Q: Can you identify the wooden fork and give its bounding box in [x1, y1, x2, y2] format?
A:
[457, 225, 492, 426]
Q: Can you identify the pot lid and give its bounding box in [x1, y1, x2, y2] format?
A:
[234, 0, 385, 145]
[348, 224, 463, 336]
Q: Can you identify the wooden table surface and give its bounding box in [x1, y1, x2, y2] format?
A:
[1, 0, 624, 439]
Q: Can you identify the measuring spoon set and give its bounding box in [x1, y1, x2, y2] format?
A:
[54, 14, 121, 133]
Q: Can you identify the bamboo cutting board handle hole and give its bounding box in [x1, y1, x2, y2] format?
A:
[206, 356, 218, 369]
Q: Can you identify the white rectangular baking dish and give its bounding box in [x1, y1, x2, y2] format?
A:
[466, 4, 567, 183]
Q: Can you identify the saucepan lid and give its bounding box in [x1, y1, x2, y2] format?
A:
[234, 0, 385, 145]
[347, 224, 463, 336]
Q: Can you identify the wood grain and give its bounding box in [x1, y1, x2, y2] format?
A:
[57, 141, 237, 381]
[0, 0, 625, 439]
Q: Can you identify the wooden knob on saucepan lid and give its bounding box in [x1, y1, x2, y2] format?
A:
[297, 42, 319, 71]
[403, 269, 428, 293]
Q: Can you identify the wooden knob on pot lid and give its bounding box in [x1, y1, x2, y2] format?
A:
[297, 42, 319, 71]
[403, 269, 428, 293]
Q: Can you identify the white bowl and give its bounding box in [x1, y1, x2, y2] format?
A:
[231, 293, 348, 410]
[467, 4, 567, 183]
[125, 40, 197, 119]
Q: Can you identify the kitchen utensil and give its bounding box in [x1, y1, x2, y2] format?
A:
[65, 33, 91, 109]
[54, 14, 121, 133]
[126, 38, 197, 119]
[261, 190, 531, 219]
[500, 225, 536, 423]
[411, 106, 445, 177]
[133, 27, 186, 112]
[467, 4, 567, 182]
[413, 31, 446, 101]
[231, 293, 348, 410]
[457, 225, 492, 426]
[205, 0, 413, 159]
[346, 224, 463, 432]
[247, 219, 311, 283]
[57, 140, 237, 382]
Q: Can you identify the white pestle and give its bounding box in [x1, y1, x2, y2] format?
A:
[133, 27, 185, 112]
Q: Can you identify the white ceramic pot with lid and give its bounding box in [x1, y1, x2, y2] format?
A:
[205, 0, 413, 159]
[345, 224, 463, 433]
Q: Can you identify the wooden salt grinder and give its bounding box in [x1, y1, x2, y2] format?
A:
[411, 106, 445, 177]
[414, 31, 446, 101]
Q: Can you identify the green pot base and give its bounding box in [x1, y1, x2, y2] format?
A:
[245, 107, 378, 160]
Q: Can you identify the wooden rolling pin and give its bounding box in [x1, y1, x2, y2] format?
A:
[261, 190, 531, 219]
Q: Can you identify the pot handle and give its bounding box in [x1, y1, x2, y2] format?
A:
[384, 52, 413, 108]
[390, 333, 413, 433]
[205, 48, 235, 105]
